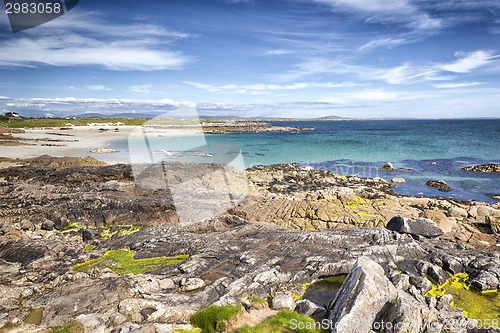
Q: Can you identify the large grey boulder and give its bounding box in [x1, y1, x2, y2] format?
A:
[328, 257, 397, 333]
[386, 216, 444, 238]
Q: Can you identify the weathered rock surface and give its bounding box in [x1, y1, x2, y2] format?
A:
[328, 257, 397, 333]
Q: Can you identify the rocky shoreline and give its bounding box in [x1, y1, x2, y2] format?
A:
[0, 157, 499, 332]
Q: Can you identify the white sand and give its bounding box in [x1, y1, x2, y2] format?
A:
[0, 125, 203, 164]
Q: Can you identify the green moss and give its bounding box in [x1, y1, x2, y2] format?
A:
[100, 225, 142, 239]
[324, 275, 346, 285]
[424, 273, 500, 320]
[73, 249, 189, 275]
[190, 304, 243, 333]
[292, 282, 311, 301]
[49, 319, 84, 333]
[237, 310, 329, 333]
[83, 245, 96, 251]
[120, 225, 141, 236]
[61, 223, 82, 233]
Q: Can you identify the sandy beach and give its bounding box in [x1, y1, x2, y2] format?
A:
[0, 124, 204, 164]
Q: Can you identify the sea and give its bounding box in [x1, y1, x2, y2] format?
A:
[109, 119, 500, 203]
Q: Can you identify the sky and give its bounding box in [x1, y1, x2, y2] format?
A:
[0, 0, 499, 118]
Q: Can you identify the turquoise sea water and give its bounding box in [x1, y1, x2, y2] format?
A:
[110, 119, 500, 203]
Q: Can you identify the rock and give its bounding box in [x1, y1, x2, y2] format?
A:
[448, 206, 468, 219]
[390, 273, 410, 291]
[0, 297, 19, 311]
[181, 278, 205, 292]
[425, 180, 453, 192]
[427, 265, 448, 285]
[75, 313, 105, 332]
[53, 217, 69, 231]
[295, 299, 327, 320]
[477, 206, 491, 217]
[271, 293, 296, 311]
[131, 312, 144, 323]
[423, 210, 454, 233]
[89, 148, 119, 154]
[381, 162, 395, 170]
[391, 178, 405, 184]
[111, 312, 128, 326]
[328, 257, 397, 333]
[20, 219, 34, 231]
[41, 219, 55, 231]
[466, 271, 499, 291]
[386, 216, 444, 238]
[462, 164, 500, 173]
[375, 291, 437, 333]
[130, 326, 161, 333]
[409, 276, 433, 295]
[442, 257, 463, 275]
[82, 228, 100, 241]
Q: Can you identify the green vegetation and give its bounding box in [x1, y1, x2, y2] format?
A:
[171, 329, 202, 333]
[250, 296, 268, 304]
[73, 249, 189, 275]
[61, 223, 82, 233]
[83, 245, 96, 251]
[238, 311, 328, 333]
[0, 116, 148, 128]
[100, 225, 141, 239]
[323, 275, 346, 285]
[425, 273, 500, 320]
[190, 304, 243, 333]
[49, 320, 84, 333]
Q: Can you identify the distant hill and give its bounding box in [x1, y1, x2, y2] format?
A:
[318, 115, 345, 119]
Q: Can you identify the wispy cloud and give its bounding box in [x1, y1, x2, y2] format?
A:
[84, 85, 112, 91]
[276, 48, 500, 86]
[0, 12, 193, 71]
[438, 50, 499, 73]
[129, 84, 161, 94]
[185, 81, 358, 93]
[433, 82, 483, 89]
[311, 0, 441, 31]
[263, 49, 295, 55]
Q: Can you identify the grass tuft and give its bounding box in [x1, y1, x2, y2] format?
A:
[190, 304, 242, 333]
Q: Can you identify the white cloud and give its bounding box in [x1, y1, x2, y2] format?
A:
[433, 82, 482, 89]
[84, 85, 112, 91]
[439, 50, 499, 73]
[263, 49, 294, 55]
[357, 37, 407, 52]
[312, 0, 441, 31]
[185, 81, 358, 93]
[129, 84, 160, 94]
[0, 12, 192, 71]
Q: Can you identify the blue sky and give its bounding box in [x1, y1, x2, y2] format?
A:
[0, 0, 499, 118]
